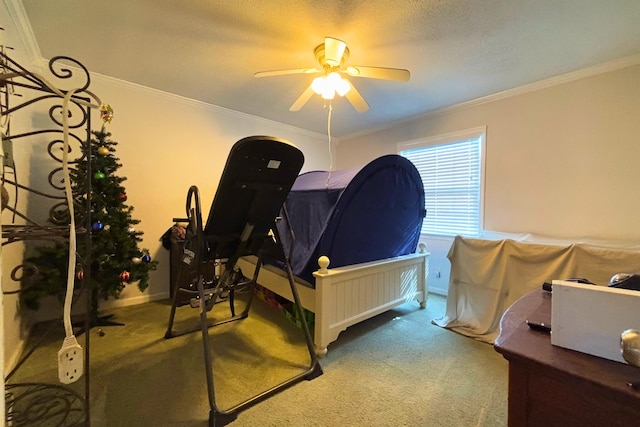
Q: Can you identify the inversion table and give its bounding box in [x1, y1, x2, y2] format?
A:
[164, 135, 322, 426]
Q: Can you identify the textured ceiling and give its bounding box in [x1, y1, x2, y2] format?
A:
[19, 0, 640, 138]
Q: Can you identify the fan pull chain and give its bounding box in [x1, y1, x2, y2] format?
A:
[325, 102, 333, 188]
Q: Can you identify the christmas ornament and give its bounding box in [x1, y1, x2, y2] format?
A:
[103, 224, 111, 231]
[76, 270, 84, 280]
[94, 171, 106, 180]
[92, 221, 104, 231]
[132, 257, 142, 265]
[142, 253, 151, 263]
[97, 146, 109, 156]
[128, 226, 136, 234]
[118, 193, 127, 202]
[100, 103, 114, 123]
[119, 270, 131, 282]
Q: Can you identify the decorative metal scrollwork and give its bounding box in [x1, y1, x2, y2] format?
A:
[2, 36, 93, 426]
[5, 383, 86, 426]
[0, 48, 91, 238]
[48, 55, 91, 93]
[3, 262, 39, 294]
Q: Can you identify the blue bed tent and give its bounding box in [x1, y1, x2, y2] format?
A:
[278, 154, 426, 284]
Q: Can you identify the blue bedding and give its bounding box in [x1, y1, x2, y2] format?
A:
[278, 154, 426, 284]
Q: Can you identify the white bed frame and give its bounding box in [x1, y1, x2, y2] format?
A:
[237, 245, 429, 355]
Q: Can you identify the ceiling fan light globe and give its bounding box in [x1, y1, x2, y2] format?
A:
[311, 76, 326, 95]
[327, 72, 342, 84]
[336, 79, 350, 97]
[322, 87, 336, 100]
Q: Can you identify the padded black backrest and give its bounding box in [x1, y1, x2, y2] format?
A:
[203, 135, 304, 260]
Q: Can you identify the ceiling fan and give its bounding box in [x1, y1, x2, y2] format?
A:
[254, 37, 410, 113]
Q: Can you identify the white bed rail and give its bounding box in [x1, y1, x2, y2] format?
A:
[238, 247, 429, 355]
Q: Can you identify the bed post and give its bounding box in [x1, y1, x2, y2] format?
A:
[312, 256, 331, 356]
[418, 242, 429, 309]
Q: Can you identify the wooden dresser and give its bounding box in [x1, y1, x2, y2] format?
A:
[494, 289, 640, 427]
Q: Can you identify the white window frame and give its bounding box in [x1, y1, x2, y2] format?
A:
[398, 126, 486, 237]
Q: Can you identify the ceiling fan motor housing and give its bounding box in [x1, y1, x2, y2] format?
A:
[315, 43, 349, 70]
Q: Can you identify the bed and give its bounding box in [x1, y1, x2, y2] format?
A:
[238, 154, 429, 355]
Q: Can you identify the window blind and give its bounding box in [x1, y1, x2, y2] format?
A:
[400, 135, 483, 237]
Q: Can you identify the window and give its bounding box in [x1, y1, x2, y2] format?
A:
[398, 127, 486, 237]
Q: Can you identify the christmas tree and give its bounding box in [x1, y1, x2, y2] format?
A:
[22, 126, 157, 325]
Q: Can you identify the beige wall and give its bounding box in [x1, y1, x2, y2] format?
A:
[338, 63, 640, 294]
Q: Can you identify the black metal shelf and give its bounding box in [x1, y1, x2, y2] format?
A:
[1, 41, 95, 427]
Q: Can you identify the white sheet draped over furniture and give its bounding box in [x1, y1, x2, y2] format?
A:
[433, 235, 640, 343]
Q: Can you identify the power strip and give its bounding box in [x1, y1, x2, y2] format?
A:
[57, 335, 84, 384]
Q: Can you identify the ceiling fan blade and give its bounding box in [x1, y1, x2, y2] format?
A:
[344, 81, 369, 113]
[345, 66, 410, 82]
[254, 68, 320, 78]
[289, 84, 316, 111]
[324, 37, 347, 66]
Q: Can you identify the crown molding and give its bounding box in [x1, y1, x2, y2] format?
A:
[3, 0, 41, 63]
[427, 53, 640, 117]
[342, 53, 640, 141]
[88, 71, 329, 141]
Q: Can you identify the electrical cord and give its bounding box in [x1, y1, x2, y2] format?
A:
[327, 102, 333, 171]
[61, 89, 79, 339]
[325, 102, 334, 188]
[32, 74, 103, 342]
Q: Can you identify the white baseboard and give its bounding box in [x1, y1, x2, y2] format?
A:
[429, 286, 448, 297]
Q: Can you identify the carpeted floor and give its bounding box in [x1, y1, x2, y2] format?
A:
[8, 292, 508, 426]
